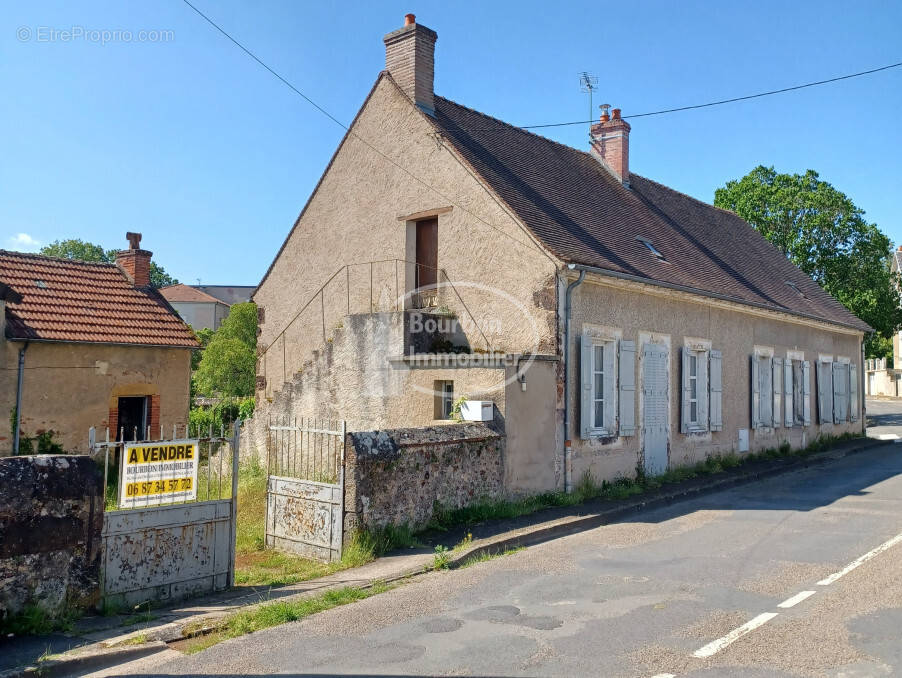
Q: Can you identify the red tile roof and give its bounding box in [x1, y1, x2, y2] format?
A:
[159, 284, 226, 304]
[429, 95, 870, 333]
[1, 250, 199, 347]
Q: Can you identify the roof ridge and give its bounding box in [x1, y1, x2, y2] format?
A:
[0, 248, 119, 267]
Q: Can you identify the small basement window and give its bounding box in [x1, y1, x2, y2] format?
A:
[636, 237, 666, 261]
[434, 380, 454, 420]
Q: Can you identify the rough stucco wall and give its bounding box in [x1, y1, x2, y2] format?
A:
[344, 423, 504, 532]
[0, 455, 103, 620]
[566, 277, 865, 482]
[253, 75, 558, 399]
[0, 342, 191, 455]
[168, 301, 224, 332]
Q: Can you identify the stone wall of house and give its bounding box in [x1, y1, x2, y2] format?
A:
[0, 455, 103, 621]
[344, 423, 504, 532]
[0, 341, 192, 456]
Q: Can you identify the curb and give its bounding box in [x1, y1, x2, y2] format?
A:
[28, 436, 888, 670]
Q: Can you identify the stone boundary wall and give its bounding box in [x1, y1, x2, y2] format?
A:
[344, 423, 505, 533]
[0, 455, 103, 621]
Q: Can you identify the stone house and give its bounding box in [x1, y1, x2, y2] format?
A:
[160, 284, 256, 331]
[250, 15, 868, 494]
[0, 235, 198, 455]
[865, 246, 902, 397]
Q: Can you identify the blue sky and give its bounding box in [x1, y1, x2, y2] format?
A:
[2, 1, 900, 286]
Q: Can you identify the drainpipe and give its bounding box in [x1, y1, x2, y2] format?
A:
[13, 342, 27, 454]
[563, 265, 586, 493]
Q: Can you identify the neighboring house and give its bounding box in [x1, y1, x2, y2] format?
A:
[160, 284, 255, 331]
[866, 246, 902, 397]
[0, 235, 198, 455]
[250, 15, 869, 493]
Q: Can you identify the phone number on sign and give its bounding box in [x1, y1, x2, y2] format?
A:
[125, 477, 193, 497]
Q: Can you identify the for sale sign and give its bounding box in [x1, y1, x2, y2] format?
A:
[119, 440, 199, 507]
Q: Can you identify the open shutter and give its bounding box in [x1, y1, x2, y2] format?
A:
[709, 350, 723, 432]
[784, 359, 793, 427]
[579, 334, 592, 439]
[681, 347, 692, 433]
[603, 341, 617, 433]
[750, 355, 760, 429]
[698, 351, 709, 430]
[850, 362, 859, 422]
[802, 360, 811, 426]
[832, 362, 843, 423]
[619, 340, 636, 436]
[772, 357, 783, 428]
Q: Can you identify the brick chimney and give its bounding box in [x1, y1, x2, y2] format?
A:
[590, 104, 631, 186]
[383, 14, 437, 115]
[116, 232, 152, 287]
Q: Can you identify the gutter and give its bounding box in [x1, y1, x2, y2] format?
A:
[566, 262, 870, 335]
[563, 265, 586, 493]
[13, 342, 27, 454]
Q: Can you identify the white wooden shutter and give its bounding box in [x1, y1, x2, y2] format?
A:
[760, 358, 773, 427]
[817, 361, 832, 424]
[750, 355, 760, 429]
[850, 362, 859, 422]
[619, 340, 636, 436]
[784, 359, 793, 427]
[709, 349, 723, 432]
[802, 360, 811, 426]
[681, 347, 692, 433]
[579, 334, 592, 439]
[772, 357, 783, 428]
[603, 341, 617, 433]
[832, 362, 844, 423]
[698, 351, 709, 431]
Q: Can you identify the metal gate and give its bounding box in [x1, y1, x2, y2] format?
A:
[265, 417, 346, 562]
[642, 344, 669, 476]
[91, 423, 240, 607]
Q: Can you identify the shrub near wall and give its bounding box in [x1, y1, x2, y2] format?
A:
[344, 423, 504, 533]
[0, 456, 103, 622]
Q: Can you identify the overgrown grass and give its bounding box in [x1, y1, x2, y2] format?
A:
[180, 582, 392, 654]
[459, 546, 525, 569]
[0, 604, 77, 636]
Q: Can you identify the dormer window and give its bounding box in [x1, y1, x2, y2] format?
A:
[636, 237, 666, 261]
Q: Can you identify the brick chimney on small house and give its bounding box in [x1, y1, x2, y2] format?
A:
[383, 13, 437, 115]
[115, 232, 152, 287]
[590, 104, 631, 186]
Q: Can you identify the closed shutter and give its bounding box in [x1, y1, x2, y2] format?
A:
[709, 349, 723, 432]
[750, 355, 760, 429]
[681, 347, 692, 433]
[619, 340, 636, 436]
[802, 360, 811, 426]
[850, 362, 859, 422]
[772, 357, 783, 428]
[579, 334, 592, 439]
[603, 341, 617, 433]
[817, 361, 832, 424]
[784, 359, 793, 426]
[760, 358, 773, 427]
[833, 362, 845, 423]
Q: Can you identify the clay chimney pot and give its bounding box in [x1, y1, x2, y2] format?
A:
[404, 13, 416, 25]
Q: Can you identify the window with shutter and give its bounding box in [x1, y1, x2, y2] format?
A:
[580, 332, 619, 438]
[709, 350, 723, 432]
[772, 357, 783, 428]
[759, 356, 773, 427]
[802, 360, 812, 426]
[833, 362, 850, 423]
[784, 359, 793, 427]
[681, 347, 710, 433]
[817, 360, 833, 424]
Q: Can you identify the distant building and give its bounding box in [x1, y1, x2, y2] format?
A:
[1, 234, 198, 454]
[160, 284, 255, 331]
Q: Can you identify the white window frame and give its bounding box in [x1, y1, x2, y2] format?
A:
[588, 337, 617, 436]
[591, 342, 607, 430]
[682, 347, 710, 432]
[580, 325, 630, 440]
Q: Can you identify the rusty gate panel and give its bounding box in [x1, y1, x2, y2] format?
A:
[265, 477, 342, 561]
[102, 499, 233, 607]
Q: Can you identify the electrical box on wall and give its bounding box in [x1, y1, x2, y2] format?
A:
[738, 428, 749, 452]
[461, 400, 493, 422]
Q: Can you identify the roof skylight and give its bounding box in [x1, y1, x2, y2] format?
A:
[636, 237, 666, 261]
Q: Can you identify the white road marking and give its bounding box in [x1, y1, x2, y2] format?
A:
[650, 674, 676, 678]
[692, 612, 779, 658]
[777, 590, 816, 608]
[816, 531, 902, 586]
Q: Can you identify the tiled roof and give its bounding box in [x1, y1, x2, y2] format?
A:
[0, 250, 199, 347]
[160, 284, 226, 304]
[430, 96, 870, 333]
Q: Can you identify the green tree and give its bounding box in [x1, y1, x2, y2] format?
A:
[190, 327, 216, 371]
[193, 303, 257, 397]
[714, 166, 902, 357]
[38, 238, 179, 289]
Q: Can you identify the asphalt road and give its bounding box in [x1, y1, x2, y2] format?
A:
[866, 397, 902, 441]
[105, 438, 902, 678]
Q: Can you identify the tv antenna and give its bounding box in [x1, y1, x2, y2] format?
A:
[579, 72, 599, 127]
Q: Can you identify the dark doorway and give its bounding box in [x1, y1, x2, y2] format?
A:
[415, 218, 438, 307]
[118, 396, 148, 441]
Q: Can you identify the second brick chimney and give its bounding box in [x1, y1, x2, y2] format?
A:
[590, 105, 631, 186]
[116, 232, 152, 288]
[383, 14, 438, 115]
